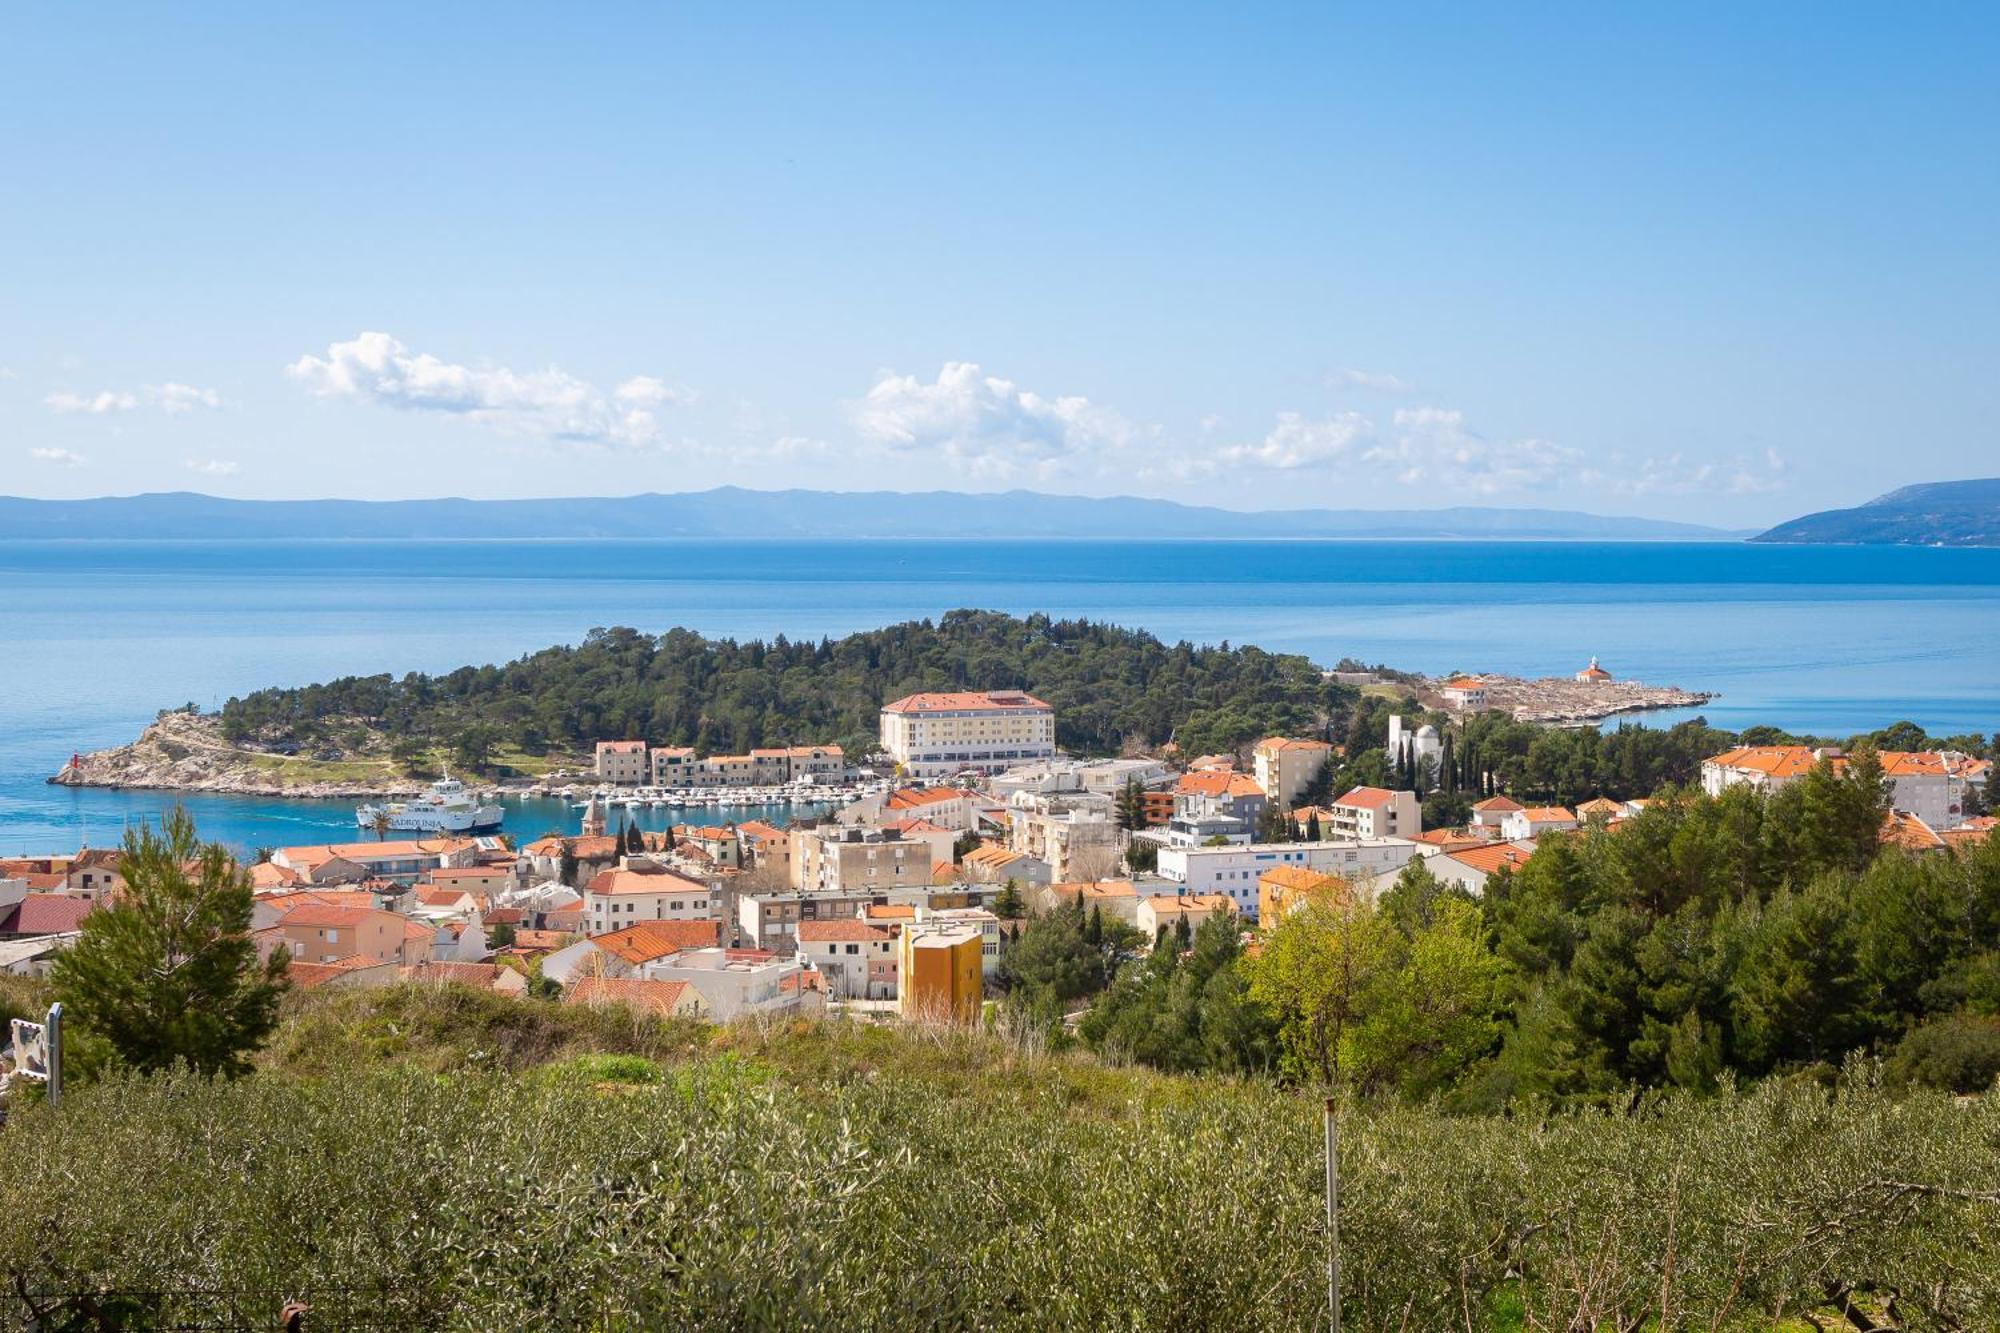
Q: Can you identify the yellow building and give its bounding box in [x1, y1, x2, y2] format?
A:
[1257, 865, 1347, 925]
[897, 925, 984, 1024]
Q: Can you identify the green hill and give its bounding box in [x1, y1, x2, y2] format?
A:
[1753, 477, 2000, 546]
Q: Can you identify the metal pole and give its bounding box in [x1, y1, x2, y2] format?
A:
[45, 1003, 62, 1110]
[1324, 1094, 1340, 1333]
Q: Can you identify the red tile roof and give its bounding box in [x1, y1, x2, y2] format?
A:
[0, 894, 94, 936]
[592, 919, 721, 964]
[881, 690, 1050, 714]
[1333, 786, 1400, 810]
[796, 920, 893, 944]
[565, 976, 698, 1016]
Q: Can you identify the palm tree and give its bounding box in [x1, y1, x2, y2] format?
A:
[370, 808, 392, 841]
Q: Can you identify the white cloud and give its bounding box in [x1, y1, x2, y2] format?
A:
[1223, 411, 1371, 469]
[851, 361, 1136, 479]
[44, 382, 224, 415]
[1362, 406, 1583, 494]
[156, 382, 224, 414]
[183, 458, 240, 477]
[287, 331, 688, 448]
[45, 389, 139, 415]
[29, 447, 85, 466]
[1583, 448, 1789, 498]
[1336, 368, 1413, 392]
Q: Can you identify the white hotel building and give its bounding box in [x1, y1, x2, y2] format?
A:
[879, 690, 1057, 779]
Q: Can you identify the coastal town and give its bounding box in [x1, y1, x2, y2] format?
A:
[8, 669, 1990, 1028]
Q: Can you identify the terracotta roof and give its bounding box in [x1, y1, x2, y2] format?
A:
[1256, 737, 1332, 753]
[591, 919, 720, 964]
[1513, 807, 1576, 823]
[0, 894, 94, 936]
[596, 740, 647, 754]
[401, 961, 510, 988]
[1576, 797, 1625, 815]
[796, 920, 893, 944]
[1176, 771, 1265, 799]
[864, 903, 917, 921]
[1880, 811, 1947, 853]
[961, 844, 1026, 868]
[1447, 842, 1536, 876]
[881, 690, 1050, 714]
[278, 837, 473, 865]
[1333, 786, 1400, 811]
[509, 928, 572, 951]
[1258, 865, 1343, 892]
[1703, 746, 1832, 780]
[1145, 893, 1235, 914]
[1472, 796, 1523, 813]
[586, 866, 710, 897]
[885, 787, 973, 810]
[565, 976, 698, 1016]
[276, 903, 378, 930]
[1440, 676, 1486, 691]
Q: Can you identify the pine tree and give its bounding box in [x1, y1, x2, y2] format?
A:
[1305, 811, 1323, 842]
[50, 809, 288, 1078]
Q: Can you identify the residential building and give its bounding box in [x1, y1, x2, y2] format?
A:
[257, 902, 430, 967]
[539, 919, 722, 986]
[795, 920, 899, 1000]
[793, 826, 934, 895]
[595, 740, 649, 784]
[1469, 795, 1523, 832]
[641, 948, 823, 1021]
[880, 786, 983, 831]
[1881, 810, 1948, 854]
[1257, 866, 1347, 924]
[1136, 893, 1235, 938]
[1439, 676, 1490, 711]
[271, 838, 478, 886]
[1035, 878, 1141, 927]
[896, 925, 984, 1023]
[1006, 799, 1122, 883]
[957, 843, 1052, 886]
[1253, 737, 1333, 805]
[736, 889, 881, 953]
[1702, 745, 1989, 830]
[1327, 786, 1421, 840]
[1500, 807, 1578, 840]
[1155, 839, 1421, 920]
[1426, 841, 1538, 895]
[564, 976, 709, 1018]
[649, 746, 698, 785]
[582, 864, 719, 936]
[879, 690, 1056, 778]
[0, 894, 94, 940]
[921, 906, 1005, 977]
[1167, 770, 1266, 846]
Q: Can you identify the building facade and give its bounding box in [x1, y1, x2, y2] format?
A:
[879, 690, 1056, 778]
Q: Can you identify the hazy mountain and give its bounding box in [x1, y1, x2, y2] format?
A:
[1752, 479, 2000, 547]
[0, 488, 1750, 541]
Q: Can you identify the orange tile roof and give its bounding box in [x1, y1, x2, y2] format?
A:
[1703, 746, 1831, 780]
[1447, 842, 1536, 876]
[1333, 786, 1399, 810]
[1258, 865, 1343, 892]
[797, 920, 893, 944]
[1053, 879, 1137, 900]
[565, 977, 697, 1016]
[591, 919, 720, 964]
[1176, 771, 1264, 799]
[401, 961, 509, 988]
[596, 740, 647, 753]
[1440, 676, 1486, 691]
[585, 866, 710, 897]
[1145, 892, 1235, 914]
[885, 786, 974, 809]
[1514, 807, 1576, 823]
[881, 690, 1050, 714]
[1256, 736, 1333, 753]
[864, 903, 917, 921]
[1880, 810, 1947, 852]
[1576, 797, 1625, 816]
[276, 903, 378, 930]
[1472, 796, 1523, 813]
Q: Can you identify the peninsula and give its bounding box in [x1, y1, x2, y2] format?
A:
[1753, 477, 2000, 547]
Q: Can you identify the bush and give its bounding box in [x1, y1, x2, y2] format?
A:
[1886, 1014, 2000, 1093]
[0, 1017, 1997, 1329]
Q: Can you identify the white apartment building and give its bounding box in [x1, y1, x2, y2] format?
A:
[879, 690, 1055, 778]
[1327, 786, 1422, 840]
[581, 865, 719, 936]
[795, 920, 899, 1000]
[639, 948, 822, 1020]
[1701, 746, 1989, 830]
[1155, 839, 1421, 921]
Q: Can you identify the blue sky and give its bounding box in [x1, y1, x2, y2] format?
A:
[2, 4, 1994, 523]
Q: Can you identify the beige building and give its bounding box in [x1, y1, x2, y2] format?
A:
[792, 826, 934, 894]
[582, 864, 718, 936]
[595, 740, 649, 784]
[258, 903, 430, 967]
[1253, 737, 1334, 805]
[795, 920, 899, 1000]
[1136, 892, 1235, 938]
[879, 690, 1055, 778]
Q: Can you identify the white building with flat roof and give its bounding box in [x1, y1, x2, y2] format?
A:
[1154, 838, 1421, 920]
[879, 690, 1056, 778]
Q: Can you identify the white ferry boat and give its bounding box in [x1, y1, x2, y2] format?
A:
[356, 777, 504, 834]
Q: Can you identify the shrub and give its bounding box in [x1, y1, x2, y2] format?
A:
[1886, 1013, 2000, 1093]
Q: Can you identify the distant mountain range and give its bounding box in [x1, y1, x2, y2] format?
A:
[1752, 479, 2000, 547]
[0, 488, 1749, 541]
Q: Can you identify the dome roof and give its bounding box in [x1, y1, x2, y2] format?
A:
[1415, 724, 1439, 740]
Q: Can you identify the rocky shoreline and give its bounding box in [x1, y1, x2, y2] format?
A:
[1424, 673, 1716, 725]
[47, 711, 433, 800]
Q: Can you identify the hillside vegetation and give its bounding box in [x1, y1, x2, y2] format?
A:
[1754, 478, 2000, 547]
[215, 610, 1354, 762]
[2, 986, 1998, 1330]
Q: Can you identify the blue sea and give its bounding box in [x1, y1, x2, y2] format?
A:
[1, 538, 1996, 856]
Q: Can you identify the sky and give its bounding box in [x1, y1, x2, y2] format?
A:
[2, 4, 1995, 524]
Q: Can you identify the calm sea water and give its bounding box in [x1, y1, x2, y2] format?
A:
[2, 538, 1996, 855]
